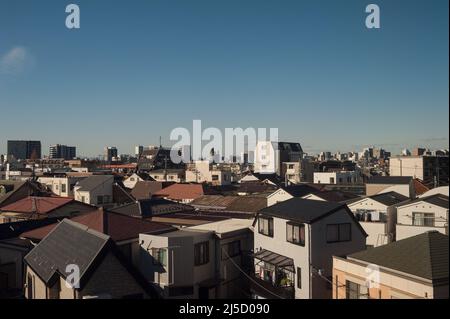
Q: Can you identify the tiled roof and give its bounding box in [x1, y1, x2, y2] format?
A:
[153, 183, 204, 200]
[312, 190, 359, 202]
[24, 219, 110, 285]
[130, 181, 164, 200]
[349, 231, 449, 281]
[412, 179, 430, 196]
[0, 196, 74, 215]
[75, 175, 114, 191]
[111, 198, 194, 218]
[259, 198, 345, 224]
[21, 208, 176, 242]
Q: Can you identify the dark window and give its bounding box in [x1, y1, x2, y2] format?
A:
[286, 222, 305, 246]
[212, 175, 219, 181]
[258, 216, 274, 237]
[326, 223, 351, 243]
[97, 195, 103, 204]
[297, 267, 302, 289]
[151, 248, 167, 266]
[330, 177, 335, 184]
[194, 241, 209, 266]
[221, 240, 241, 260]
[61, 184, 66, 193]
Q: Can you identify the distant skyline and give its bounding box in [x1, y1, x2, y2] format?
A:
[1, 0, 448, 156]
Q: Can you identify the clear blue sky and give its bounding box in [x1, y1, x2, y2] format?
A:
[0, 0, 448, 157]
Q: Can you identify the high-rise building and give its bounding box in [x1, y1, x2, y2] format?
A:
[135, 145, 144, 157]
[49, 144, 76, 160]
[7, 140, 42, 160]
[104, 146, 118, 162]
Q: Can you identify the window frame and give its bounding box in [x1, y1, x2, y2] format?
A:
[194, 241, 210, 266]
[326, 223, 352, 243]
[286, 222, 305, 246]
[258, 216, 274, 237]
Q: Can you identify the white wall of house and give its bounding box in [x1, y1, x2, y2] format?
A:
[73, 177, 113, 206]
[254, 207, 366, 299]
[396, 202, 448, 240]
[38, 176, 85, 197]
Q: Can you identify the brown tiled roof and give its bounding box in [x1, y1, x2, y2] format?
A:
[21, 208, 176, 242]
[225, 196, 267, 213]
[131, 181, 163, 200]
[0, 196, 74, 215]
[153, 183, 204, 200]
[413, 179, 430, 196]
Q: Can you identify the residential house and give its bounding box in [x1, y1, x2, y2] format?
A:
[346, 191, 409, 247]
[185, 161, 232, 186]
[24, 219, 157, 299]
[73, 175, 114, 206]
[139, 219, 253, 299]
[37, 175, 86, 198]
[130, 181, 165, 200]
[333, 231, 449, 299]
[395, 194, 448, 241]
[251, 198, 367, 299]
[0, 196, 95, 224]
[281, 159, 315, 184]
[254, 141, 303, 175]
[0, 180, 49, 208]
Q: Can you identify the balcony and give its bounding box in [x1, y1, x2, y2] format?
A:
[249, 249, 296, 299]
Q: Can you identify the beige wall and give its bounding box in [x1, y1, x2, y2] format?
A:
[332, 256, 448, 299]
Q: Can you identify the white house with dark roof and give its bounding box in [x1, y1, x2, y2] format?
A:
[395, 194, 449, 240]
[73, 175, 114, 206]
[251, 198, 367, 299]
[346, 191, 409, 247]
[333, 231, 449, 299]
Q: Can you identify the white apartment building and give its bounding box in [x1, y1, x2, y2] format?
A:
[252, 198, 367, 299]
[395, 194, 448, 241]
[138, 219, 253, 299]
[254, 142, 303, 175]
[314, 171, 360, 185]
[389, 155, 449, 183]
[346, 191, 408, 247]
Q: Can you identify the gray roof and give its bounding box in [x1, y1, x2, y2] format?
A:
[75, 175, 113, 191]
[259, 198, 345, 224]
[367, 176, 412, 185]
[369, 191, 409, 206]
[349, 231, 449, 281]
[346, 191, 409, 206]
[397, 194, 449, 209]
[277, 142, 303, 153]
[24, 219, 110, 284]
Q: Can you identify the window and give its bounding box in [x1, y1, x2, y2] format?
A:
[194, 242, 209, 266]
[212, 175, 219, 181]
[326, 224, 351, 243]
[222, 240, 241, 260]
[330, 177, 335, 184]
[286, 222, 305, 246]
[412, 212, 435, 227]
[61, 184, 66, 193]
[288, 164, 294, 169]
[297, 267, 302, 289]
[345, 280, 368, 299]
[130, 178, 135, 181]
[97, 195, 104, 204]
[151, 248, 167, 266]
[258, 216, 273, 237]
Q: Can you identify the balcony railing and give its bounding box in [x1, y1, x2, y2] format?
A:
[248, 273, 295, 299]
